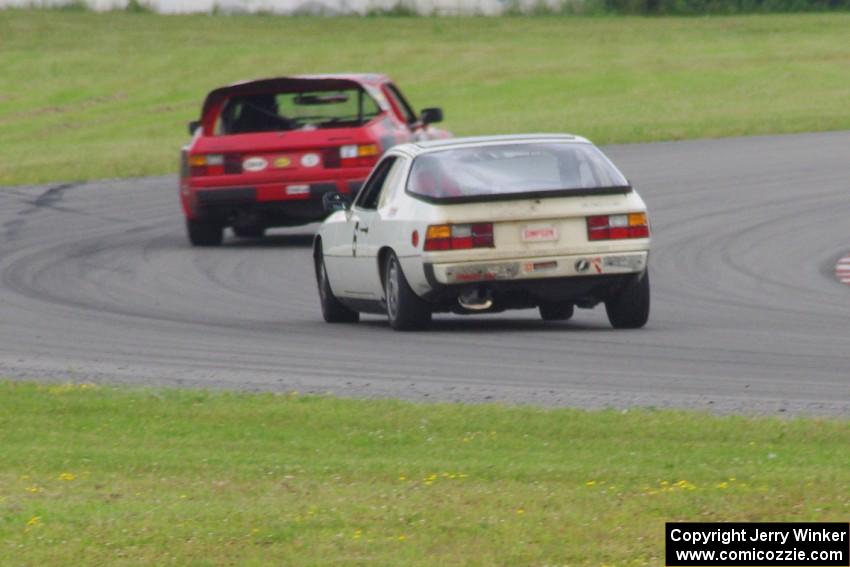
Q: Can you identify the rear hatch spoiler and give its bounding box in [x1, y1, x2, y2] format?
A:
[200, 76, 367, 119]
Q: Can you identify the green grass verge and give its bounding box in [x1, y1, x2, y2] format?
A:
[1, 11, 850, 185]
[0, 381, 847, 565]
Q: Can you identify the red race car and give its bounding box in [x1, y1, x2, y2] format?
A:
[179, 74, 449, 246]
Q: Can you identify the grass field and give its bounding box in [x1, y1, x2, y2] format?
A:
[0, 381, 848, 566]
[1, 11, 850, 185]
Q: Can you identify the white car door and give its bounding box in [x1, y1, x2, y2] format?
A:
[342, 156, 404, 298]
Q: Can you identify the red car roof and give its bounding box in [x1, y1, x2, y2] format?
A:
[200, 74, 390, 118]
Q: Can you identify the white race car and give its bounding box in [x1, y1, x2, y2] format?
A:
[313, 134, 651, 330]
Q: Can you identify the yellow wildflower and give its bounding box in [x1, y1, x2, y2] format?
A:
[58, 472, 76, 481]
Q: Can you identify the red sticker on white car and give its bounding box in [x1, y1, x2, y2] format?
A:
[522, 225, 558, 242]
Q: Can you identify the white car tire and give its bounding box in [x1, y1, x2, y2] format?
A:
[605, 272, 650, 329]
[539, 302, 575, 321]
[384, 252, 431, 331]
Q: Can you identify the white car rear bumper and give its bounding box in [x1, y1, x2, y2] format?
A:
[428, 251, 648, 285]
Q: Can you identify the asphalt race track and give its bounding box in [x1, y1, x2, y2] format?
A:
[1, 132, 849, 416]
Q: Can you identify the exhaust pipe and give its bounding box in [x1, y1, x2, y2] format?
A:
[457, 288, 493, 311]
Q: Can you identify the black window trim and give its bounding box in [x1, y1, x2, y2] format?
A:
[354, 155, 399, 211]
[405, 184, 634, 205]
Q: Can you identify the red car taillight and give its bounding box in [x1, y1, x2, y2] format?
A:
[424, 223, 494, 251]
[587, 213, 650, 241]
[188, 154, 242, 176]
[324, 144, 380, 169]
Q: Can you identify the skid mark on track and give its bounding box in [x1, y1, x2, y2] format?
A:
[3, 183, 79, 240]
[3, 182, 138, 240]
[28, 183, 78, 209]
[836, 253, 850, 285]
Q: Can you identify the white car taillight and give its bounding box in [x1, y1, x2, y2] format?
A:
[587, 213, 649, 241]
[424, 223, 494, 251]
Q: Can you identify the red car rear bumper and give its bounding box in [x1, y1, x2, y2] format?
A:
[181, 176, 365, 226]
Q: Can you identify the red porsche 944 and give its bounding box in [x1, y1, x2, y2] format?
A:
[180, 74, 449, 246]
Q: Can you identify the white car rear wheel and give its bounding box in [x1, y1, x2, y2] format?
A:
[605, 272, 650, 329]
[384, 252, 431, 331]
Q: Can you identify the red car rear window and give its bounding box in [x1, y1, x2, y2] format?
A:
[216, 87, 381, 135]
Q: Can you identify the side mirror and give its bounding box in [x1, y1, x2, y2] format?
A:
[419, 107, 443, 125]
[188, 120, 201, 135]
[322, 191, 351, 214]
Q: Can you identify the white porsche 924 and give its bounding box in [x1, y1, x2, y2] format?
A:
[313, 134, 650, 331]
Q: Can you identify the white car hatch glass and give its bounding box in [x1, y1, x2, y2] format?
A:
[407, 142, 629, 202]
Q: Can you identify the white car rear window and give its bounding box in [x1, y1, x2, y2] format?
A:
[407, 142, 629, 201]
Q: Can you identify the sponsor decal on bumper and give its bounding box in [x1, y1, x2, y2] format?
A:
[603, 254, 645, 271]
[445, 262, 520, 283]
[434, 252, 647, 284]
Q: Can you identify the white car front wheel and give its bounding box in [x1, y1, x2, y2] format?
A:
[316, 248, 359, 324]
[539, 302, 575, 321]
